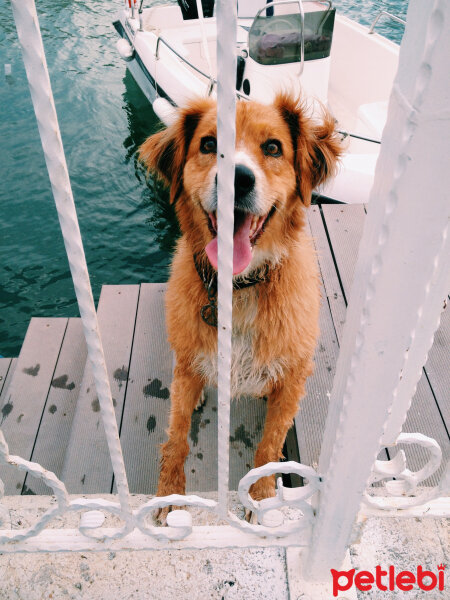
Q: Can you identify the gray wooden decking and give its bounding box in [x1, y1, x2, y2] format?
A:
[0, 204, 448, 496]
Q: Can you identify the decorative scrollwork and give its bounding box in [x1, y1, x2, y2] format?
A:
[364, 432, 445, 510]
[0, 431, 69, 543]
[0, 434, 320, 544]
[134, 494, 217, 541]
[226, 461, 322, 538]
[70, 498, 133, 540]
[0, 427, 218, 544]
[0, 423, 219, 543]
[1, 425, 447, 548]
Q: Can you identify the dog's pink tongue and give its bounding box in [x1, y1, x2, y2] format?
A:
[205, 214, 253, 275]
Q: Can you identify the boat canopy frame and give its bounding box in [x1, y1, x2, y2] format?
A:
[151, 0, 335, 99]
[248, 0, 335, 68]
[153, 34, 256, 100]
[155, 35, 216, 96]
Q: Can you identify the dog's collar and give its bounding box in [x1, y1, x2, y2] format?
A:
[193, 253, 270, 327]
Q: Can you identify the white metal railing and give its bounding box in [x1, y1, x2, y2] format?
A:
[215, 0, 236, 521]
[1, 0, 448, 589]
[251, 1, 306, 74]
[155, 36, 215, 95]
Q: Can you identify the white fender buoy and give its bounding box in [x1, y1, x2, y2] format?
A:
[153, 97, 177, 126]
[116, 38, 134, 62]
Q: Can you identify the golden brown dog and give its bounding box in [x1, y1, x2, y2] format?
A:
[140, 93, 341, 522]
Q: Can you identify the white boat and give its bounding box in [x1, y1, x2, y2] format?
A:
[114, 0, 403, 203]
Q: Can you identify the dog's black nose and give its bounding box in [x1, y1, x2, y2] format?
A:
[234, 164, 255, 198]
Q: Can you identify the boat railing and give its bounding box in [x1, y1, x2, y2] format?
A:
[155, 35, 215, 96]
[138, 0, 145, 31]
[368, 10, 406, 34]
[150, 0, 337, 95]
[154, 34, 253, 100]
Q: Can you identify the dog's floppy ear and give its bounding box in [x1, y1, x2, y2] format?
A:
[139, 98, 214, 204]
[275, 93, 342, 206]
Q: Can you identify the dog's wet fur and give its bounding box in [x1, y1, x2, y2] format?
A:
[139, 94, 342, 522]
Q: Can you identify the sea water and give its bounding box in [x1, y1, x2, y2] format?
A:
[0, 0, 408, 356]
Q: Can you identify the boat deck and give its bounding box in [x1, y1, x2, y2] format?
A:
[0, 204, 448, 496]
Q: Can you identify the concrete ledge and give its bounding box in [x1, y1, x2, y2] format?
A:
[0, 494, 448, 599]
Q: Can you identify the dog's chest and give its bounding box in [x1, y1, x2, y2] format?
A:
[193, 295, 285, 397]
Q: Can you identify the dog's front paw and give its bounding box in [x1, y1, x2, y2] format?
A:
[244, 508, 259, 525]
[154, 504, 185, 526]
[155, 477, 186, 525]
[244, 477, 277, 525]
[154, 505, 170, 526]
[195, 388, 206, 409]
[249, 476, 276, 502]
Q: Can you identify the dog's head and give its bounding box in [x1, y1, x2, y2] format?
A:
[140, 94, 342, 276]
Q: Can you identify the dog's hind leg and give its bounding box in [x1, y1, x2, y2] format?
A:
[248, 362, 312, 504]
[155, 363, 204, 524]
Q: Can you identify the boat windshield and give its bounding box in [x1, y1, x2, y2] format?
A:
[249, 5, 336, 65]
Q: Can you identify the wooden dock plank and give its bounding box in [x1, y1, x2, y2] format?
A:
[308, 206, 347, 341]
[295, 279, 340, 470]
[184, 387, 219, 492]
[184, 389, 268, 492]
[401, 376, 449, 486]
[292, 218, 341, 470]
[298, 216, 389, 471]
[119, 283, 172, 494]
[61, 285, 139, 494]
[119, 283, 269, 493]
[321, 203, 366, 299]
[0, 359, 13, 399]
[1, 205, 445, 496]
[321, 204, 449, 484]
[0, 359, 17, 408]
[27, 318, 88, 495]
[229, 396, 267, 490]
[424, 300, 450, 429]
[0, 318, 68, 495]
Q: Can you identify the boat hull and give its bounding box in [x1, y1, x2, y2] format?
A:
[113, 6, 400, 204]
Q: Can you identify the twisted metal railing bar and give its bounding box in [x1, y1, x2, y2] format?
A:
[215, 0, 236, 519]
[8, 0, 134, 535]
[306, 0, 450, 577]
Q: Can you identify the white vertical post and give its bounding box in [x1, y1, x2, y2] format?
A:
[306, 0, 450, 579]
[10, 0, 133, 527]
[215, 0, 237, 518]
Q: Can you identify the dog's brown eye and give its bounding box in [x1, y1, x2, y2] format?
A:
[262, 139, 282, 157]
[200, 136, 217, 154]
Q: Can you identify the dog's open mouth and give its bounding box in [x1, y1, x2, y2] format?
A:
[204, 208, 274, 275]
